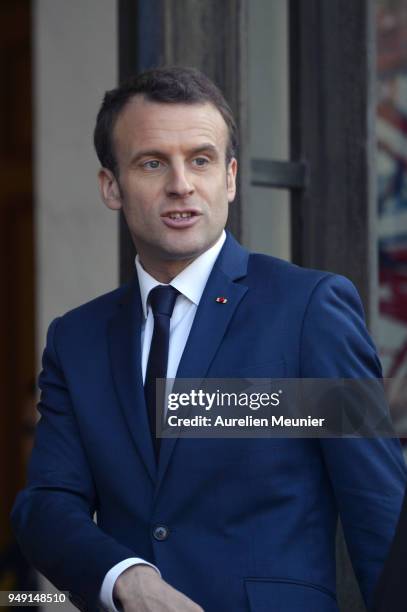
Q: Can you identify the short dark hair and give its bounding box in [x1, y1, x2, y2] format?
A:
[94, 66, 238, 175]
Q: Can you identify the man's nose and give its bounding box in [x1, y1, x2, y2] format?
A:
[165, 165, 194, 198]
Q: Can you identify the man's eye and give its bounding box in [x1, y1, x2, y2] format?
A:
[193, 157, 209, 167]
[143, 160, 161, 169]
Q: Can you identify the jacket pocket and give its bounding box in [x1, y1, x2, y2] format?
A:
[245, 578, 338, 612]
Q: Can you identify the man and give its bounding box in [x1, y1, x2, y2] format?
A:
[11, 66, 407, 612]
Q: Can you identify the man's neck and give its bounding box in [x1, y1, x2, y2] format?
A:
[137, 256, 197, 283]
[137, 234, 226, 283]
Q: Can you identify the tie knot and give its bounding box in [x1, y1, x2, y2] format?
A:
[148, 285, 179, 317]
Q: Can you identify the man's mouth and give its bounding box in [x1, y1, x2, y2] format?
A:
[167, 212, 195, 220]
[161, 210, 201, 228]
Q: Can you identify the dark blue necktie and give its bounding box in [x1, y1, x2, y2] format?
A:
[144, 285, 179, 459]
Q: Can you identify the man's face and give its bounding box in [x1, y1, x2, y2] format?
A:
[99, 96, 237, 280]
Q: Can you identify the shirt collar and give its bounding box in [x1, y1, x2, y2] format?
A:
[135, 231, 226, 319]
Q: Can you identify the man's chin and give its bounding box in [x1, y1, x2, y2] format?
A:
[160, 248, 204, 262]
[161, 236, 221, 262]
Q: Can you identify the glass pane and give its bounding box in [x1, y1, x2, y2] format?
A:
[246, 0, 290, 260]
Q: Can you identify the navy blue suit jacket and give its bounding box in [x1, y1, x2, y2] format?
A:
[12, 233, 407, 611]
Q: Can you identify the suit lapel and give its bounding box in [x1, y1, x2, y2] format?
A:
[107, 235, 250, 490]
[108, 279, 157, 483]
[157, 234, 249, 489]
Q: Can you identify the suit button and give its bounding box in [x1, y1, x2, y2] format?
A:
[153, 525, 169, 541]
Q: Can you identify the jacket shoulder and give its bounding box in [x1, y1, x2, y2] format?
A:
[57, 283, 131, 327]
[245, 252, 361, 307]
[247, 252, 333, 288]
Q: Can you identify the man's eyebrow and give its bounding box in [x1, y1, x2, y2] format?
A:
[129, 143, 220, 165]
[188, 143, 219, 157]
[129, 150, 166, 165]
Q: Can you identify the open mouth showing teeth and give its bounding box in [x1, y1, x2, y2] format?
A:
[167, 212, 194, 219]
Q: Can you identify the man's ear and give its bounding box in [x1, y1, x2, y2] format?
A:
[98, 168, 122, 211]
[227, 158, 238, 203]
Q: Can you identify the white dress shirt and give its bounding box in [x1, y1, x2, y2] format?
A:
[100, 231, 226, 611]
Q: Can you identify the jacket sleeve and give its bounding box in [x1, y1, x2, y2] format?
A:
[11, 318, 137, 611]
[300, 274, 407, 610]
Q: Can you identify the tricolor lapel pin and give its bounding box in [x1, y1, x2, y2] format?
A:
[215, 296, 228, 304]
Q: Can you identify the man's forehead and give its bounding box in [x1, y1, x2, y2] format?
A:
[113, 95, 228, 146]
